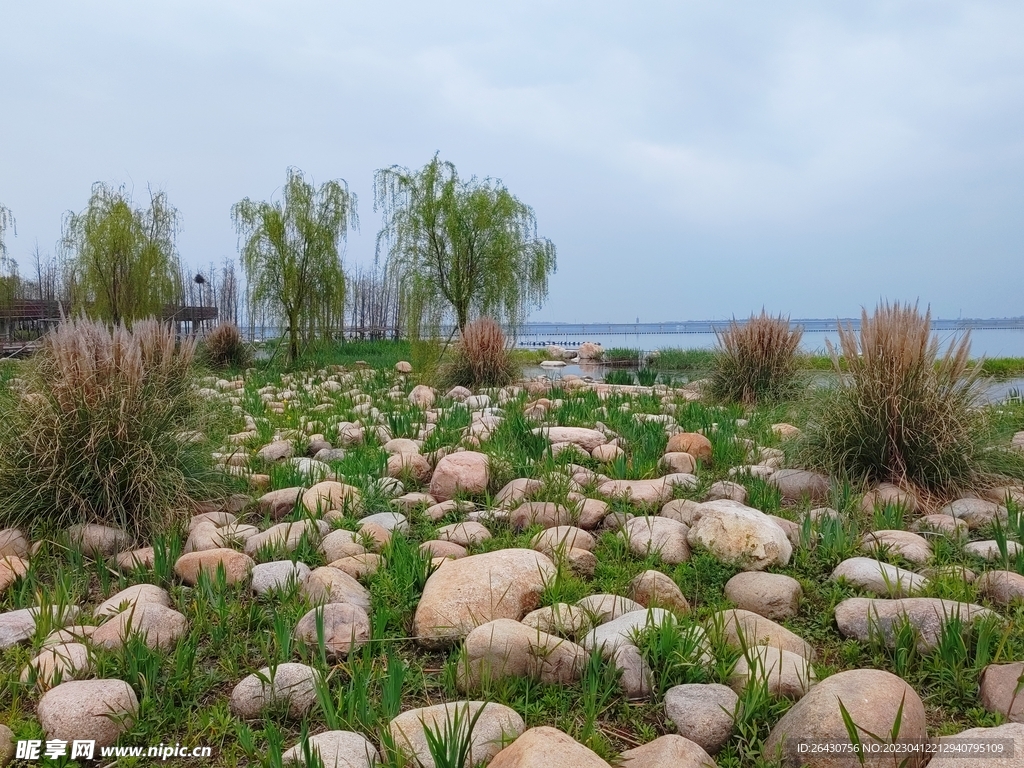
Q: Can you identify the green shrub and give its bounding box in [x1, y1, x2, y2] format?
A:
[709, 311, 802, 404]
[201, 321, 252, 369]
[440, 317, 518, 389]
[801, 301, 1024, 494]
[0, 317, 231, 541]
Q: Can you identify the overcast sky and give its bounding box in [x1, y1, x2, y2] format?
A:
[1, 1, 1022, 322]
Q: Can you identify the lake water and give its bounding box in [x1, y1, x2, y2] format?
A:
[521, 361, 1024, 403]
[515, 327, 1024, 358]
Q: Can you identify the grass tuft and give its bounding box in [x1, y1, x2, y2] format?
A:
[201, 321, 253, 369]
[800, 301, 1024, 495]
[440, 317, 518, 390]
[709, 311, 803, 405]
[0, 317, 232, 542]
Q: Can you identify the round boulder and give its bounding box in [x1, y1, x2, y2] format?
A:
[687, 500, 792, 570]
[621, 517, 691, 564]
[37, 679, 139, 747]
[230, 663, 320, 719]
[666, 433, 712, 463]
[390, 701, 525, 768]
[664, 683, 738, 755]
[413, 549, 556, 648]
[769, 469, 830, 503]
[489, 726, 605, 768]
[629, 570, 690, 614]
[429, 451, 490, 502]
[174, 548, 254, 586]
[724, 572, 802, 620]
[763, 669, 927, 767]
[293, 603, 370, 658]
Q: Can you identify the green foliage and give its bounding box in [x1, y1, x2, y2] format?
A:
[60, 183, 182, 325]
[440, 317, 519, 390]
[637, 619, 712, 695]
[635, 368, 658, 387]
[801, 301, 1024, 494]
[371, 534, 433, 637]
[0, 318, 230, 542]
[975, 358, 1024, 376]
[873, 502, 908, 532]
[201, 321, 252, 370]
[577, 648, 621, 749]
[421, 702, 490, 768]
[410, 337, 445, 384]
[374, 153, 556, 333]
[603, 370, 634, 386]
[233, 168, 357, 363]
[709, 311, 803, 405]
[258, 338, 411, 373]
[648, 347, 715, 371]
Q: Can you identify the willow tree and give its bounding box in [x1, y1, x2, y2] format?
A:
[374, 155, 556, 336]
[61, 184, 182, 325]
[233, 168, 357, 363]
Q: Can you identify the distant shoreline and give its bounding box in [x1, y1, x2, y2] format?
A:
[518, 318, 1024, 335]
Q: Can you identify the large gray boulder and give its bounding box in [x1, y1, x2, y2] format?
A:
[664, 683, 737, 755]
[979, 662, 1024, 722]
[929, 722, 1024, 768]
[769, 469, 830, 503]
[281, 730, 379, 768]
[619, 734, 716, 768]
[293, 603, 370, 659]
[724, 572, 802, 620]
[831, 557, 928, 598]
[489, 726, 607, 768]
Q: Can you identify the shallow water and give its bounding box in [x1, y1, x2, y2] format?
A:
[517, 328, 1024, 358]
[522, 363, 1024, 403]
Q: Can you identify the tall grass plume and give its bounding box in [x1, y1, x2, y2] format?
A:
[0, 317, 230, 541]
[709, 311, 803, 404]
[201, 321, 252, 369]
[801, 301, 1023, 495]
[440, 317, 518, 389]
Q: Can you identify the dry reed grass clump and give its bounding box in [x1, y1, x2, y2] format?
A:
[0, 317, 228, 541]
[802, 301, 1021, 495]
[709, 311, 803, 404]
[202, 321, 252, 369]
[441, 317, 518, 389]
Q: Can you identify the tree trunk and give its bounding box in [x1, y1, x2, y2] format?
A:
[288, 310, 299, 363]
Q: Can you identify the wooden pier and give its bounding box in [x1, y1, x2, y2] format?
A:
[0, 300, 218, 358]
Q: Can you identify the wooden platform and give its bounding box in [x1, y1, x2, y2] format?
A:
[0, 301, 219, 358]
